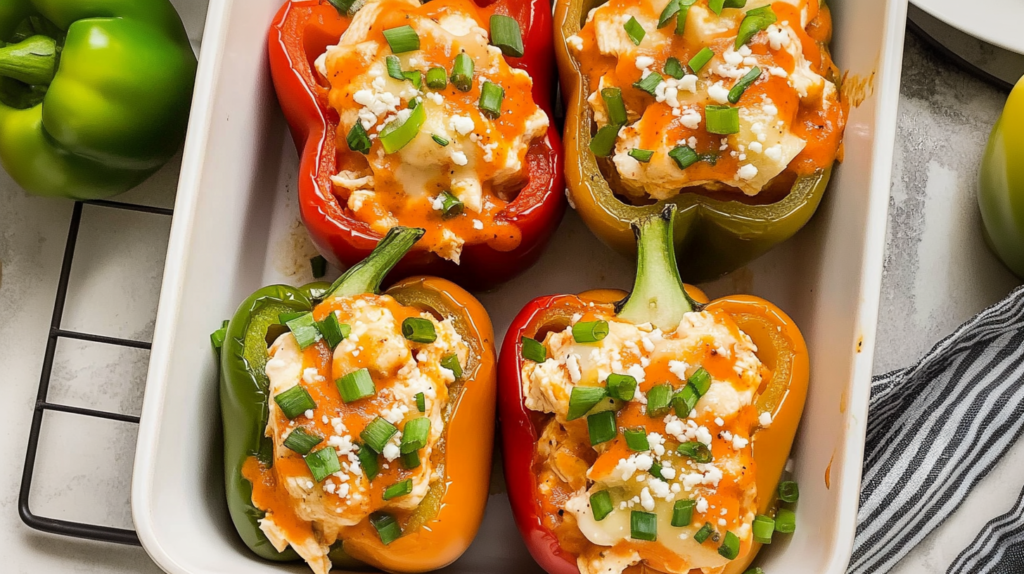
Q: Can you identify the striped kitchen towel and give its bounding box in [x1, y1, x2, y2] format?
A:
[848, 286, 1024, 574]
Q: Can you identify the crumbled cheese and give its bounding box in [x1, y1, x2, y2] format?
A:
[708, 82, 731, 105]
[737, 164, 758, 181]
[759, 412, 773, 427]
[449, 115, 475, 135]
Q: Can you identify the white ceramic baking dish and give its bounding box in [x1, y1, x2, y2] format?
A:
[132, 0, 909, 572]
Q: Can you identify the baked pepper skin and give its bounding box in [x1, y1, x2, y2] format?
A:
[220, 228, 497, 572]
[268, 0, 564, 290]
[0, 0, 196, 199]
[498, 207, 809, 574]
[554, 0, 832, 283]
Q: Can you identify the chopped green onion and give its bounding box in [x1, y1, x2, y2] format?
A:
[710, 0, 747, 15]
[688, 47, 715, 74]
[431, 134, 450, 147]
[672, 499, 695, 527]
[658, 0, 681, 28]
[383, 25, 420, 54]
[383, 479, 413, 501]
[441, 354, 463, 379]
[403, 70, 422, 90]
[706, 105, 740, 135]
[646, 383, 674, 417]
[673, 384, 700, 417]
[778, 480, 800, 503]
[370, 512, 402, 545]
[490, 15, 524, 58]
[327, 0, 358, 14]
[305, 447, 342, 482]
[669, 145, 699, 170]
[591, 490, 614, 521]
[694, 522, 714, 544]
[400, 417, 431, 454]
[347, 121, 372, 154]
[568, 386, 608, 421]
[753, 514, 775, 544]
[386, 55, 405, 81]
[426, 67, 447, 89]
[689, 368, 712, 395]
[590, 125, 620, 157]
[360, 417, 398, 453]
[573, 320, 610, 343]
[676, 0, 697, 35]
[479, 81, 505, 119]
[436, 190, 464, 219]
[357, 442, 379, 481]
[284, 427, 323, 455]
[623, 16, 646, 46]
[624, 428, 650, 452]
[380, 102, 426, 153]
[744, 569, 766, 574]
[415, 392, 426, 413]
[650, 462, 664, 479]
[402, 317, 437, 343]
[629, 149, 654, 163]
[521, 337, 547, 362]
[318, 313, 346, 349]
[337, 368, 376, 403]
[678, 441, 713, 463]
[274, 385, 316, 419]
[451, 53, 474, 92]
[279, 311, 305, 324]
[664, 57, 686, 80]
[630, 511, 657, 541]
[775, 508, 796, 534]
[606, 373, 638, 401]
[587, 410, 617, 446]
[633, 71, 664, 96]
[728, 66, 762, 104]
[718, 531, 740, 560]
[401, 449, 421, 469]
[601, 87, 628, 126]
[310, 255, 328, 278]
[736, 6, 777, 49]
[286, 313, 322, 349]
[408, 98, 420, 109]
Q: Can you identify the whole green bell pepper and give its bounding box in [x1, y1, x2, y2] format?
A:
[980, 77, 1024, 278]
[0, 0, 197, 199]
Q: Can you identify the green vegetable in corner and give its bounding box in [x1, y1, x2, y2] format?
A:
[0, 0, 198, 199]
[980, 77, 1024, 278]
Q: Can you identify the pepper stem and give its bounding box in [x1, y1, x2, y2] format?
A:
[325, 227, 425, 299]
[0, 35, 57, 86]
[616, 205, 694, 331]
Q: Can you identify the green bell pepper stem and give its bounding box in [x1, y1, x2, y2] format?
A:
[617, 205, 695, 330]
[326, 226, 426, 299]
[0, 35, 56, 86]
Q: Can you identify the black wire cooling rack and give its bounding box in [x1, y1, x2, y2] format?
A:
[18, 199, 173, 546]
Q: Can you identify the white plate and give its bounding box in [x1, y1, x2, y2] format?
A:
[131, 0, 909, 572]
[913, 0, 1024, 55]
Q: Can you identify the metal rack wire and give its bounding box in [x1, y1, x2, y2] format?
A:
[18, 199, 173, 546]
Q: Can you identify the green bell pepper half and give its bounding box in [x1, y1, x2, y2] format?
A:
[979, 77, 1024, 278]
[0, 0, 197, 199]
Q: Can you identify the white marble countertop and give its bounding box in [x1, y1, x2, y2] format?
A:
[0, 4, 1021, 573]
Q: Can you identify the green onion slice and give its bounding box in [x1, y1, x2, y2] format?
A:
[710, 0, 747, 15]
[431, 134, 450, 147]
[628, 149, 654, 163]
[357, 442, 379, 481]
[728, 66, 762, 104]
[305, 447, 342, 482]
[327, 0, 358, 14]
[650, 462, 664, 480]
[633, 71, 664, 96]
[658, 0, 681, 28]
[284, 427, 323, 455]
[310, 255, 328, 278]
[386, 55, 404, 81]
[347, 121, 372, 154]
[490, 15, 524, 58]
[675, 0, 697, 35]
[337, 368, 376, 403]
[380, 103, 427, 153]
[774, 508, 796, 534]
[370, 512, 402, 545]
[630, 511, 658, 541]
[669, 145, 699, 170]
[319, 312, 346, 349]
[451, 53, 474, 92]
[664, 57, 686, 80]
[274, 385, 316, 419]
[572, 320, 610, 343]
[646, 383, 674, 417]
[400, 417, 431, 454]
[591, 490, 614, 521]
[279, 311, 306, 324]
[736, 6, 777, 49]
[624, 428, 650, 452]
[778, 480, 800, 503]
[441, 354, 463, 379]
[415, 392, 426, 413]
[694, 522, 714, 544]
[479, 81, 505, 119]
[402, 317, 437, 343]
[601, 87, 628, 126]
[705, 105, 740, 135]
[689, 367, 712, 396]
[383, 479, 413, 501]
[744, 569, 766, 574]
[688, 47, 715, 74]
[286, 313, 322, 349]
[587, 410, 617, 446]
[383, 25, 420, 54]
[623, 16, 646, 46]
[521, 337, 547, 362]
[590, 124, 621, 158]
[436, 190, 464, 219]
[360, 417, 398, 453]
[568, 386, 608, 421]
[673, 383, 700, 417]
[401, 449, 421, 470]
[718, 531, 740, 560]
[678, 441, 713, 463]
[426, 67, 447, 90]
[606, 373, 638, 401]
[753, 514, 775, 544]
[402, 70, 422, 90]
[672, 499, 695, 527]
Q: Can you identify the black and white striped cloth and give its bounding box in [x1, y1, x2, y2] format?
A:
[849, 286, 1024, 574]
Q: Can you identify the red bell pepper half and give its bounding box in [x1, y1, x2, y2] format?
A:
[268, 0, 564, 290]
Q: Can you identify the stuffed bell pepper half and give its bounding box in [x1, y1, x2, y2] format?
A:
[218, 228, 496, 574]
[500, 205, 808, 574]
[269, 0, 564, 289]
[556, 0, 846, 281]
